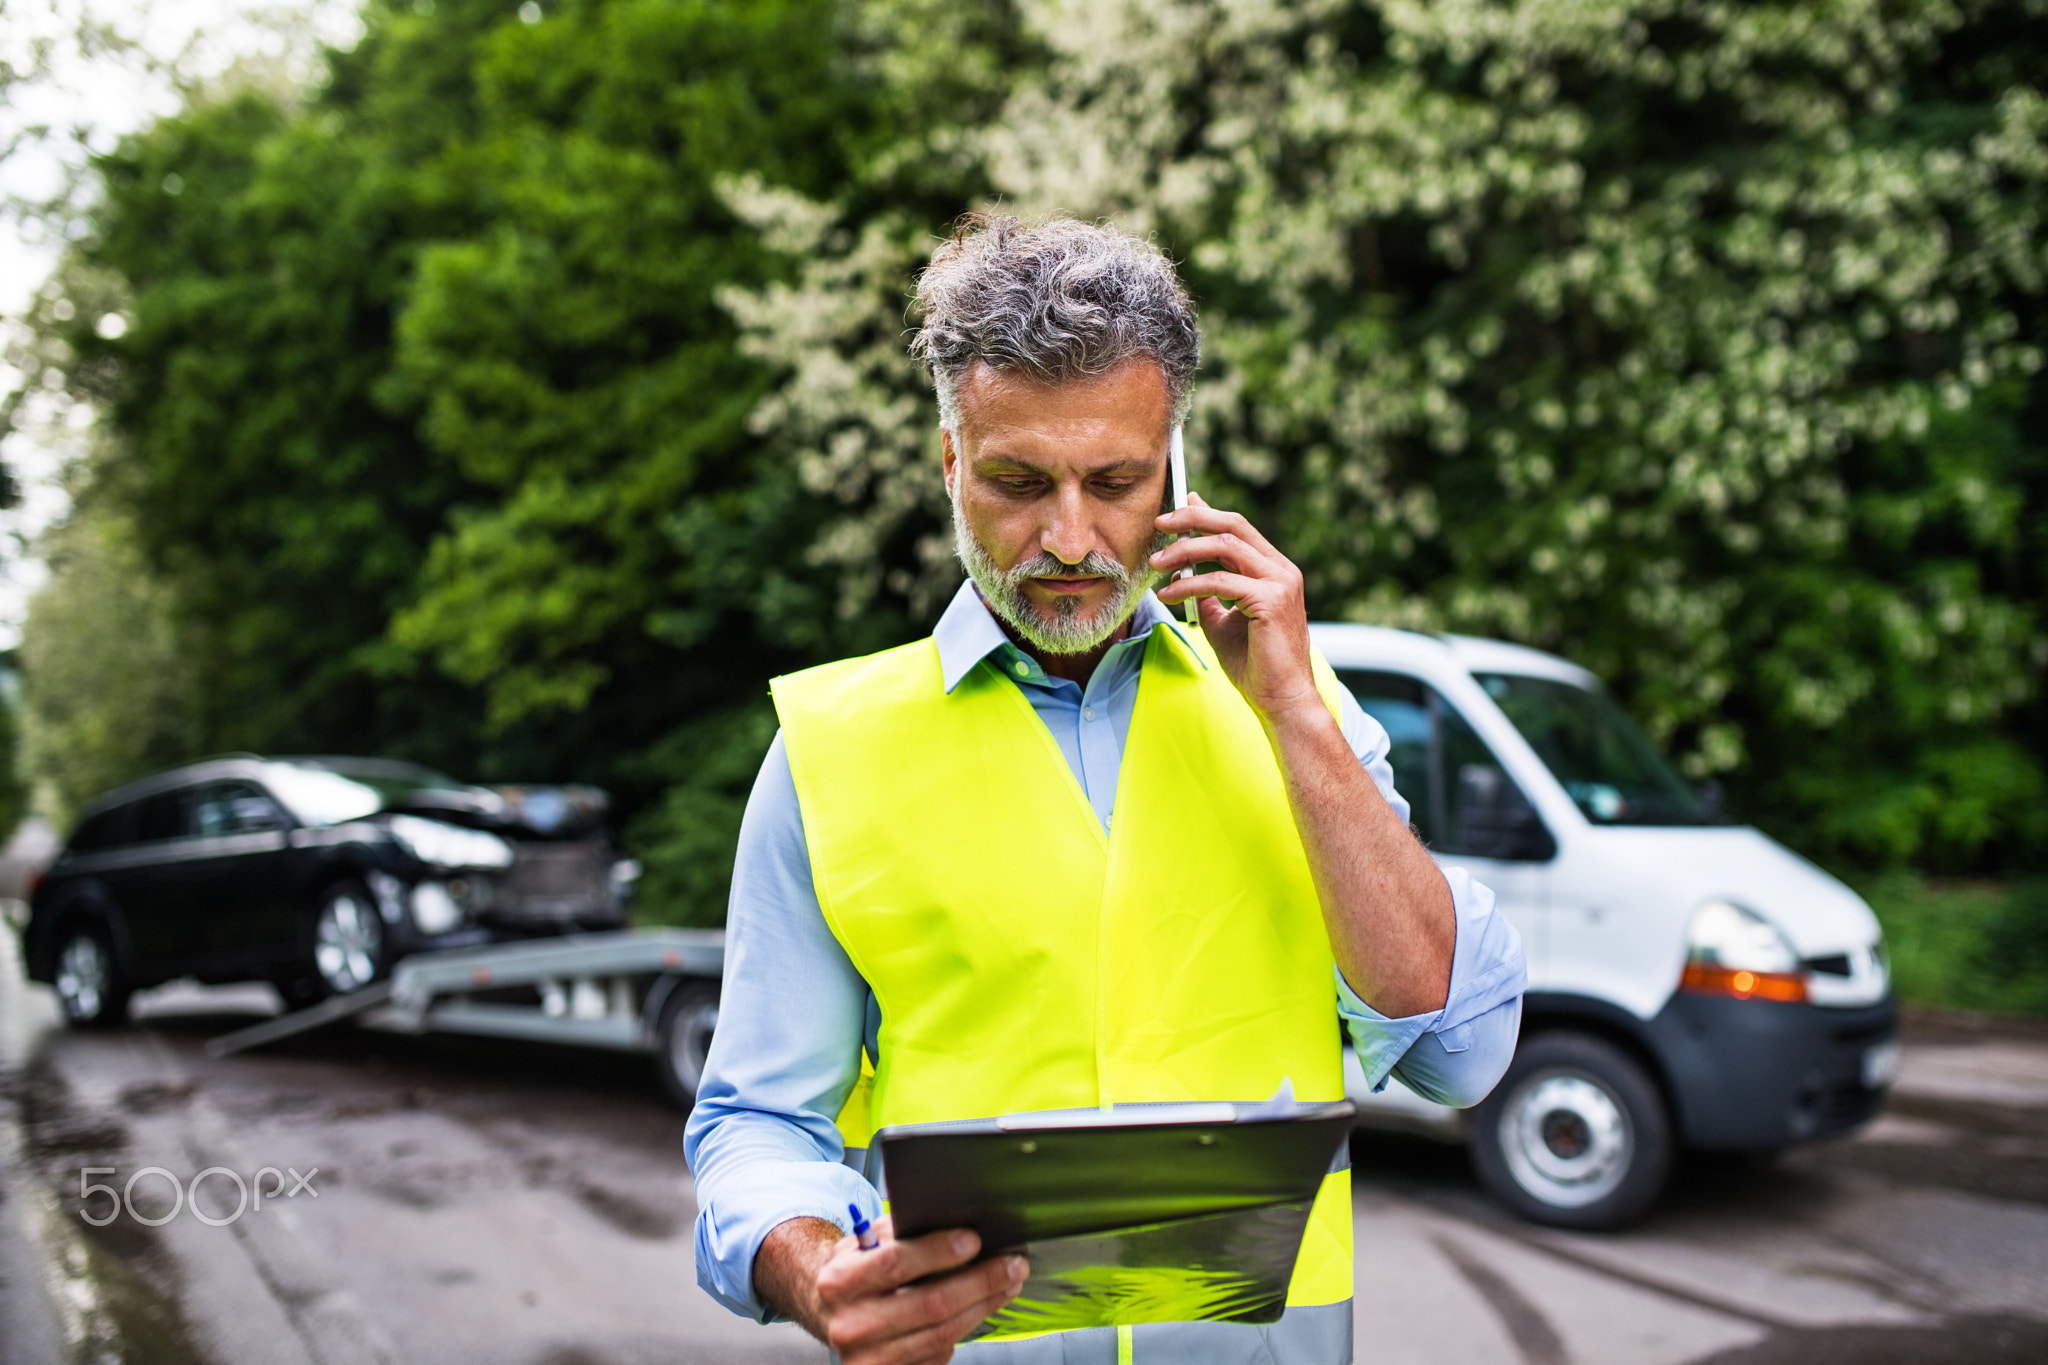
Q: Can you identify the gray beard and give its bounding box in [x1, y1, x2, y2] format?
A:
[951, 494, 1163, 656]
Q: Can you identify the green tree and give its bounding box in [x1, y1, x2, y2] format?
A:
[17, 501, 202, 825]
[70, 2, 507, 772]
[374, 0, 1018, 917]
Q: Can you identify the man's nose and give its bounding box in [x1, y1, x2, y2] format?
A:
[1041, 492, 1096, 566]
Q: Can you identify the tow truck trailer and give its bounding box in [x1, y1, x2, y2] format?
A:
[207, 928, 726, 1108]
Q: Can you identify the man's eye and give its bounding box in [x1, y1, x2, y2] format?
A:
[997, 478, 1042, 494]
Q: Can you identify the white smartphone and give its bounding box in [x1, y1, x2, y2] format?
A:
[1168, 427, 1196, 625]
[1169, 425, 1190, 511]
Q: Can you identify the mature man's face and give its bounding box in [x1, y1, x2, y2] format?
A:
[942, 358, 1174, 655]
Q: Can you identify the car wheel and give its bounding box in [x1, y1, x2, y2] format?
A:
[654, 980, 720, 1109]
[53, 922, 130, 1028]
[310, 883, 387, 996]
[1469, 1030, 1671, 1231]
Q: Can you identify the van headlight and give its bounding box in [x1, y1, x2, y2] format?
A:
[1680, 899, 1808, 1003]
[388, 815, 515, 870]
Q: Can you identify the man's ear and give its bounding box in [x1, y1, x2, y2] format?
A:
[940, 427, 958, 499]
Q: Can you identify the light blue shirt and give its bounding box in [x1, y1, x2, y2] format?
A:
[686, 582, 1527, 1322]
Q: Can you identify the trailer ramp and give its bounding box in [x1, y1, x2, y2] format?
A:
[206, 981, 395, 1058]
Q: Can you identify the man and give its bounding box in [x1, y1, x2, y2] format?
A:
[687, 214, 1526, 1364]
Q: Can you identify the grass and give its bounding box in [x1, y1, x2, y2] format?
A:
[1853, 872, 2048, 1016]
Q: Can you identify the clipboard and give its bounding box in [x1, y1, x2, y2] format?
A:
[877, 1097, 1355, 1338]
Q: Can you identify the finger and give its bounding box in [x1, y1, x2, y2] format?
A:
[1149, 531, 1282, 579]
[832, 1257, 1026, 1358]
[884, 1293, 1019, 1365]
[1195, 588, 1240, 635]
[1156, 570, 1280, 614]
[1154, 496, 1281, 557]
[882, 1257, 1025, 1336]
[821, 1227, 981, 1303]
[862, 1274, 1027, 1365]
[889, 1228, 983, 1283]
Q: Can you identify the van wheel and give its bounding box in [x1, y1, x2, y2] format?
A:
[1469, 1031, 1671, 1230]
[654, 981, 720, 1109]
[54, 922, 131, 1028]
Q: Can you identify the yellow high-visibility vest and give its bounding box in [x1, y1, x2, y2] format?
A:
[771, 622, 1355, 1343]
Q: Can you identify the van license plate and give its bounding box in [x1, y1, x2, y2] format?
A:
[1862, 1041, 1901, 1089]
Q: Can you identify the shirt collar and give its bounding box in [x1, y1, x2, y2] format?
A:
[933, 578, 1202, 694]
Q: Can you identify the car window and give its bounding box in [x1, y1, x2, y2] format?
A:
[135, 790, 191, 842]
[189, 782, 287, 835]
[68, 804, 136, 853]
[1337, 669, 1554, 862]
[262, 766, 385, 826]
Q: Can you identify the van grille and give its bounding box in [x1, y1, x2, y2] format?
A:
[1815, 1079, 1885, 1128]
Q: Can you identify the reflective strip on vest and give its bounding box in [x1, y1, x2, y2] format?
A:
[772, 625, 1357, 1340]
[954, 1301, 1353, 1365]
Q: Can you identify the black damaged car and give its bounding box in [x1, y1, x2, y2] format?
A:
[24, 755, 638, 1026]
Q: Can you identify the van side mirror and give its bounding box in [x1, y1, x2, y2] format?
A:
[1454, 764, 1557, 862]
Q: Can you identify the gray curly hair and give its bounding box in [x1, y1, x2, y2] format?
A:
[910, 213, 1201, 433]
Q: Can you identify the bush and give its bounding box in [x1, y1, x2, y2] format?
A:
[1859, 872, 2048, 1014]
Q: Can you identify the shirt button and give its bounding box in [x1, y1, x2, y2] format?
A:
[1014, 660, 1030, 677]
[1083, 707, 1096, 721]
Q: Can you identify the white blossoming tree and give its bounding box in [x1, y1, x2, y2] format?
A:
[724, 0, 2048, 868]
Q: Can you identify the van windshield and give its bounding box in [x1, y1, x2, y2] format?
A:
[1475, 673, 1714, 826]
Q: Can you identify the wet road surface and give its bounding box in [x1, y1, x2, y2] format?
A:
[4, 932, 2046, 1364]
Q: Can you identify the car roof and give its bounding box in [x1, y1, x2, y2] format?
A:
[274, 755, 461, 784]
[73, 755, 273, 817]
[1306, 623, 1600, 689]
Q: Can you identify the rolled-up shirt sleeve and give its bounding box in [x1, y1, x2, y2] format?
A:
[1332, 688, 1527, 1108]
[683, 731, 882, 1322]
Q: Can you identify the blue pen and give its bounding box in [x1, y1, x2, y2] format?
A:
[849, 1203, 880, 1251]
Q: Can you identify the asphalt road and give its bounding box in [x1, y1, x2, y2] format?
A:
[3, 931, 2046, 1365]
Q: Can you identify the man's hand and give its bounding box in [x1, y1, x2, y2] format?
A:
[1152, 493, 1324, 727]
[755, 1214, 1027, 1364]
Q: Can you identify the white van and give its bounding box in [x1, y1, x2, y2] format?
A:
[1311, 625, 1898, 1231]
